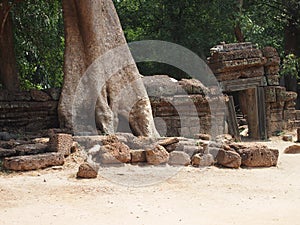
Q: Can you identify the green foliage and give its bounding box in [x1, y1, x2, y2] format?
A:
[280, 54, 300, 78]
[113, 0, 237, 78]
[12, 0, 64, 90]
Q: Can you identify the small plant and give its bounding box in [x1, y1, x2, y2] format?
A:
[280, 54, 300, 79]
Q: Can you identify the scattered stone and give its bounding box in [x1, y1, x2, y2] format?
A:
[76, 163, 98, 179]
[164, 142, 183, 153]
[196, 134, 211, 141]
[49, 133, 73, 157]
[3, 152, 64, 171]
[191, 153, 214, 167]
[282, 135, 293, 142]
[168, 151, 191, 166]
[130, 150, 146, 163]
[146, 145, 169, 165]
[157, 137, 179, 146]
[182, 145, 204, 157]
[100, 142, 131, 164]
[216, 149, 241, 169]
[117, 133, 155, 150]
[234, 144, 279, 167]
[284, 145, 300, 154]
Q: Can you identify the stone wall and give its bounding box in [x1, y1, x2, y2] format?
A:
[142, 76, 226, 138]
[207, 42, 299, 137]
[0, 89, 59, 132]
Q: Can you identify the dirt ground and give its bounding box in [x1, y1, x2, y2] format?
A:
[0, 137, 300, 225]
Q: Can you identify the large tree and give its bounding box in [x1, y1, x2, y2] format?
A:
[59, 0, 159, 137]
[0, 0, 20, 91]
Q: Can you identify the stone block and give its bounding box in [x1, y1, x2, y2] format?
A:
[3, 152, 64, 171]
[49, 133, 73, 157]
[146, 145, 169, 165]
[168, 151, 191, 166]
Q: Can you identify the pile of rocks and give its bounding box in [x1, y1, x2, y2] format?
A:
[75, 133, 279, 178]
[0, 132, 74, 171]
[0, 131, 280, 179]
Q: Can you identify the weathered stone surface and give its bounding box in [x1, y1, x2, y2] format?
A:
[209, 57, 266, 74]
[216, 149, 241, 169]
[146, 145, 169, 165]
[116, 133, 155, 150]
[262, 46, 279, 58]
[100, 142, 131, 164]
[284, 145, 300, 154]
[196, 134, 211, 141]
[164, 142, 182, 152]
[168, 151, 190, 166]
[209, 48, 262, 62]
[264, 86, 277, 103]
[178, 79, 208, 95]
[130, 149, 146, 163]
[142, 75, 178, 96]
[49, 133, 73, 157]
[0, 148, 17, 157]
[182, 145, 204, 157]
[3, 152, 64, 171]
[30, 89, 51, 102]
[191, 153, 214, 167]
[15, 143, 49, 156]
[76, 163, 98, 179]
[233, 144, 279, 167]
[157, 137, 179, 146]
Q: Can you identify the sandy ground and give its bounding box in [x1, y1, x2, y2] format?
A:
[0, 138, 300, 225]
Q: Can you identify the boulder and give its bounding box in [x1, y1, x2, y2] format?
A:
[216, 149, 241, 169]
[130, 149, 146, 163]
[168, 151, 190, 166]
[235, 145, 279, 167]
[142, 75, 178, 97]
[284, 145, 300, 154]
[100, 142, 131, 164]
[191, 153, 214, 167]
[77, 163, 98, 179]
[146, 145, 169, 165]
[49, 133, 73, 157]
[3, 153, 64, 171]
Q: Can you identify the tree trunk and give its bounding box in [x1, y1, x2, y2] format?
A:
[59, 0, 159, 137]
[0, 0, 20, 91]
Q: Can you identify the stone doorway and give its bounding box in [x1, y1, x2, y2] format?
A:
[221, 77, 267, 140]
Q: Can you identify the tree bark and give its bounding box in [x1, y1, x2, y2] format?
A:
[59, 0, 159, 137]
[0, 0, 20, 91]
